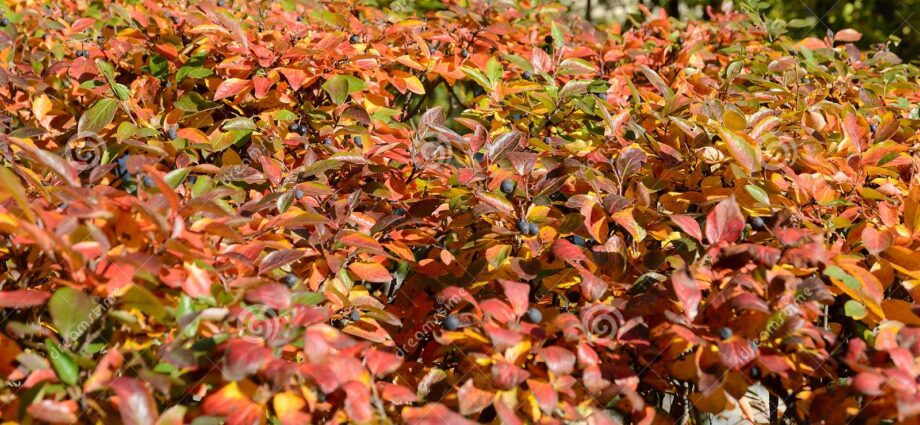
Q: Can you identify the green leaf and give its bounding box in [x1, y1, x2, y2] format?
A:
[95, 60, 116, 82]
[78, 98, 118, 134]
[844, 300, 867, 319]
[745, 184, 770, 206]
[165, 168, 190, 188]
[824, 265, 860, 290]
[121, 285, 168, 322]
[221, 117, 256, 131]
[175, 92, 216, 113]
[551, 22, 565, 50]
[486, 57, 503, 87]
[49, 287, 96, 343]
[112, 83, 130, 101]
[302, 159, 342, 177]
[322, 75, 365, 105]
[273, 109, 297, 121]
[116, 122, 137, 142]
[45, 339, 79, 385]
[558, 58, 596, 75]
[461, 66, 492, 91]
[146, 54, 169, 79]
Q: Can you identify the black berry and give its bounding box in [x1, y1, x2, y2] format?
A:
[528, 222, 539, 236]
[354, 136, 362, 147]
[500, 179, 515, 194]
[544, 35, 553, 44]
[517, 218, 530, 233]
[217, 0, 225, 6]
[288, 122, 300, 133]
[750, 365, 761, 379]
[324, 137, 333, 146]
[349, 310, 361, 321]
[570, 235, 586, 247]
[282, 273, 298, 288]
[525, 307, 542, 324]
[393, 207, 406, 216]
[750, 217, 766, 230]
[349, 35, 359, 44]
[597, 92, 607, 100]
[142, 175, 155, 187]
[870, 123, 878, 133]
[443, 314, 461, 331]
[473, 152, 484, 162]
[718, 327, 733, 339]
[523, 71, 532, 80]
[543, 136, 552, 144]
[166, 127, 177, 140]
[0, 17, 9, 27]
[429, 45, 437, 54]
[511, 113, 521, 121]
[293, 189, 304, 200]
[460, 49, 469, 57]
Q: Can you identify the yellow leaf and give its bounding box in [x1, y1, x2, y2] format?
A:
[882, 246, 920, 280]
[32, 94, 53, 124]
[404, 74, 425, 95]
[273, 391, 305, 418]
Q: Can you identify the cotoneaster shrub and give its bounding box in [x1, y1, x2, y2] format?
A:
[0, 0, 919, 424]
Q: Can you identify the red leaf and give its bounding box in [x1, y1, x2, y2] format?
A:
[705, 197, 744, 244]
[348, 262, 392, 283]
[718, 339, 756, 370]
[365, 349, 402, 377]
[201, 382, 263, 425]
[341, 381, 373, 423]
[672, 268, 701, 319]
[214, 78, 252, 101]
[258, 249, 304, 274]
[491, 360, 530, 390]
[27, 399, 77, 424]
[494, 399, 523, 425]
[109, 378, 158, 425]
[0, 290, 51, 308]
[538, 346, 576, 376]
[670, 214, 703, 243]
[552, 239, 588, 263]
[834, 28, 862, 42]
[223, 339, 272, 381]
[457, 379, 493, 416]
[861, 227, 891, 256]
[527, 379, 558, 415]
[378, 382, 417, 404]
[403, 404, 476, 425]
[498, 279, 530, 316]
[244, 283, 291, 310]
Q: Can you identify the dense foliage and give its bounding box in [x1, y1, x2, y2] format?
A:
[0, 0, 919, 424]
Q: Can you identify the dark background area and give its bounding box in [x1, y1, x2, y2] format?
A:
[580, 0, 918, 59]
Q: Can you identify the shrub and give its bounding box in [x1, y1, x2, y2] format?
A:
[0, 0, 919, 424]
